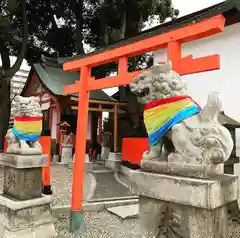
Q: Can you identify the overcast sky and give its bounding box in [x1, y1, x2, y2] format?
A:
[8, 0, 224, 95]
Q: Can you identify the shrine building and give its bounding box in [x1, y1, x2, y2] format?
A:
[21, 57, 118, 159]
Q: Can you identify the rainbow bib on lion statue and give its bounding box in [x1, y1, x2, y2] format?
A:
[12, 116, 43, 141]
[144, 96, 201, 146]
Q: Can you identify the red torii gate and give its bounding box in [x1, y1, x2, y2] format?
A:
[63, 14, 225, 232]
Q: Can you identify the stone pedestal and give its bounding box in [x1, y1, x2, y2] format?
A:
[101, 146, 110, 161]
[70, 154, 94, 172]
[132, 161, 239, 238]
[0, 153, 57, 237]
[61, 144, 73, 164]
[105, 153, 122, 171]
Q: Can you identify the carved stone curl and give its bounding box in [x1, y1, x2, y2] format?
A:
[6, 96, 43, 154]
[129, 61, 233, 165]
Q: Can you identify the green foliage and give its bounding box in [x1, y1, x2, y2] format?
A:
[1, 0, 178, 68]
[0, 0, 178, 150]
[84, 0, 179, 47]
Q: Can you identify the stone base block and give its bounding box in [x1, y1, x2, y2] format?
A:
[105, 160, 121, 171]
[139, 196, 228, 238]
[132, 170, 239, 238]
[132, 170, 238, 209]
[3, 167, 42, 200]
[109, 152, 122, 161]
[0, 154, 47, 169]
[101, 147, 110, 160]
[0, 222, 56, 238]
[6, 148, 42, 155]
[0, 154, 48, 201]
[141, 160, 224, 178]
[0, 195, 57, 238]
[61, 144, 73, 164]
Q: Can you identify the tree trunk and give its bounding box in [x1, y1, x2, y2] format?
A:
[0, 0, 28, 151]
[1, 0, 28, 79]
[99, 1, 109, 47]
[0, 80, 10, 152]
[73, 0, 85, 55]
[119, 0, 127, 40]
[75, 18, 84, 55]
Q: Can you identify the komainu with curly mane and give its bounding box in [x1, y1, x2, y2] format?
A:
[6, 96, 43, 154]
[129, 61, 233, 165]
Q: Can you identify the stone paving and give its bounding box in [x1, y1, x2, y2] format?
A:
[92, 172, 133, 199]
[51, 164, 134, 205]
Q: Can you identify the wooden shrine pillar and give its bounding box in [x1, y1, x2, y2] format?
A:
[114, 105, 118, 153]
[70, 67, 90, 232]
[91, 111, 98, 156]
[98, 105, 103, 141]
[56, 102, 61, 143]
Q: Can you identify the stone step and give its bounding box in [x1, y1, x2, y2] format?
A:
[107, 204, 139, 219]
[92, 172, 134, 200]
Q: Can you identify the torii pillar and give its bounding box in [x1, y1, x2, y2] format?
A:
[63, 14, 225, 234]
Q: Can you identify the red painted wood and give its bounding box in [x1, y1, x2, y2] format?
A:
[63, 15, 225, 71]
[122, 138, 149, 165]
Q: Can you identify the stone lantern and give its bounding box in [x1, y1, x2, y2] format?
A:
[219, 111, 240, 174]
[59, 121, 74, 164]
[219, 111, 240, 218]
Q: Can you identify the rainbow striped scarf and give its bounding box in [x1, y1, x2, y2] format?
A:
[12, 116, 43, 142]
[144, 96, 201, 146]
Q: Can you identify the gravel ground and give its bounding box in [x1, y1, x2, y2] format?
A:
[55, 211, 140, 238]
[55, 212, 240, 238]
[51, 165, 95, 206]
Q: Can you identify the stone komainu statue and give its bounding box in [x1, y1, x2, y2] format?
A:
[129, 61, 233, 165]
[6, 96, 43, 154]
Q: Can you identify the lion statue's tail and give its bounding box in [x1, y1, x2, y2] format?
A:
[199, 91, 222, 122]
[198, 91, 233, 164]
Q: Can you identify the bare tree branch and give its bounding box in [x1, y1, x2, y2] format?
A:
[119, 0, 127, 40]
[49, 0, 58, 30]
[73, 1, 85, 55]
[99, 0, 109, 46]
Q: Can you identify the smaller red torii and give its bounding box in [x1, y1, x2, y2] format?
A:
[63, 14, 225, 232]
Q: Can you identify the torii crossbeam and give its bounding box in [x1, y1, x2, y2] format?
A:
[63, 14, 225, 233]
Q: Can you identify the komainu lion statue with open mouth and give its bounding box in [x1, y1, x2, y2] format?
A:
[129, 61, 233, 165]
[6, 96, 43, 154]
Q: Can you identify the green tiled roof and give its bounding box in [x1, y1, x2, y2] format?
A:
[33, 63, 115, 101]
